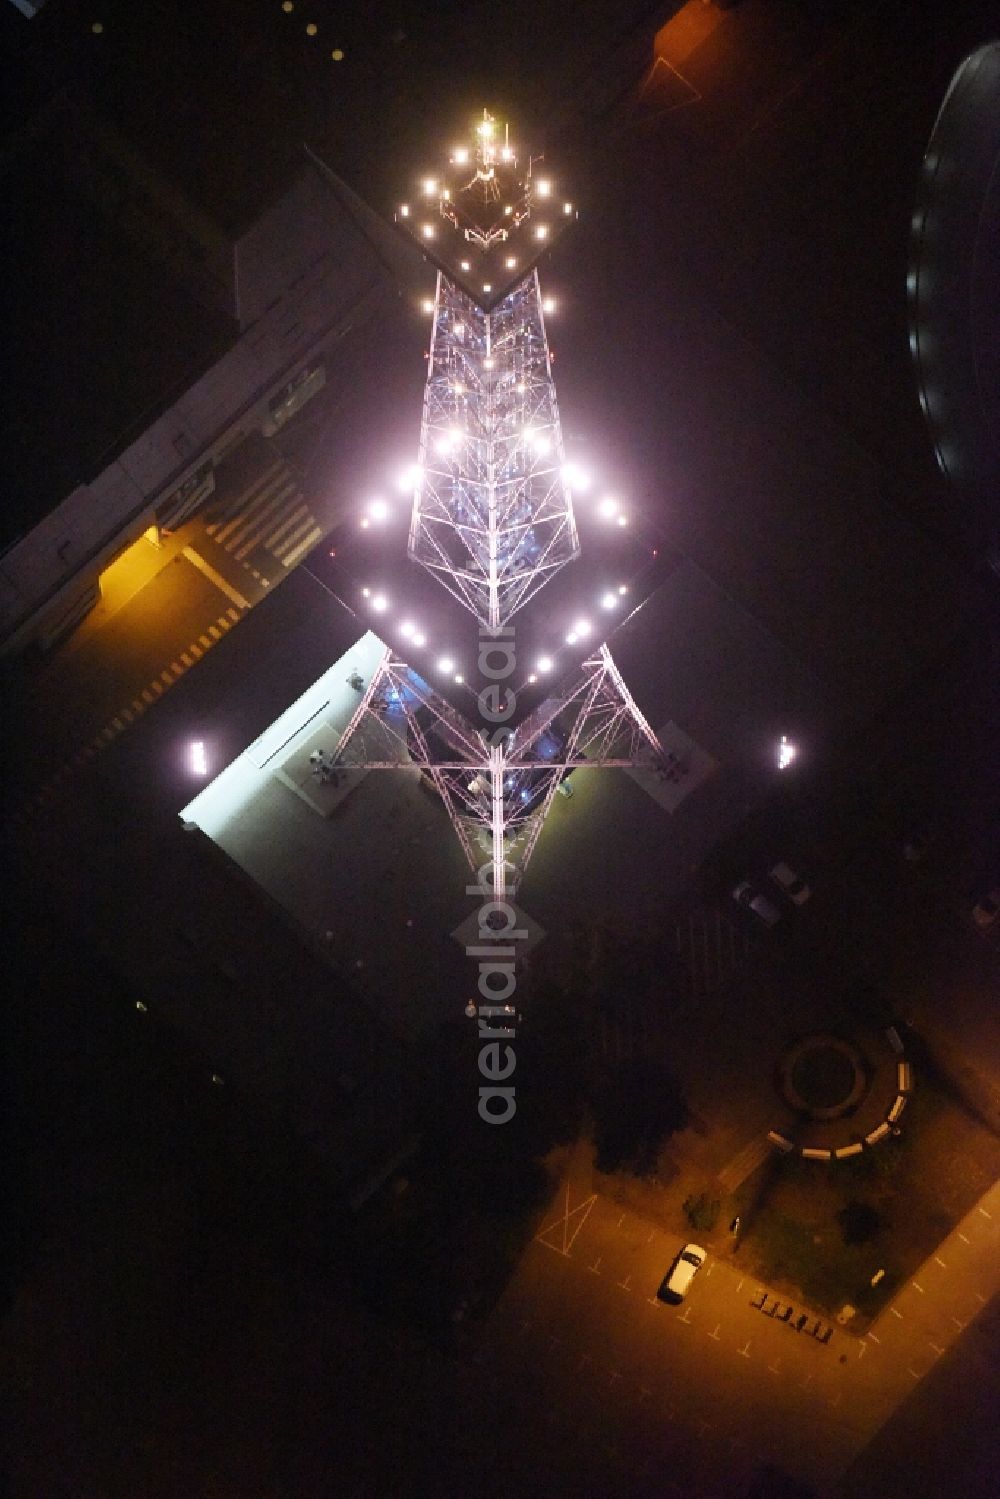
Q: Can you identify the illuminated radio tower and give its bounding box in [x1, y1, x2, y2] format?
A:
[401, 112, 580, 630]
[333, 113, 667, 905]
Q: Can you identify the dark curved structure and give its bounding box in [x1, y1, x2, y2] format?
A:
[909, 42, 1000, 567]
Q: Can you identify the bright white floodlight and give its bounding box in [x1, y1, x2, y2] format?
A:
[371, 593, 388, 612]
[572, 618, 591, 638]
[542, 297, 557, 315]
[601, 591, 617, 609]
[778, 735, 797, 770]
[437, 656, 455, 674]
[535, 224, 549, 241]
[421, 224, 435, 239]
[369, 498, 389, 522]
[189, 741, 209, 776]
[617, 513, 628, 527]
[453, 148, 469, 164]
[565, 631, 578, 645]
[400, 621, 416, 638]
[598, 496, 619, 520]
[421, 298, 435, 314]
[561, 462, 589, 492]
[412, 631, 426, 647]
[423, 178, 438, 195]
[398, 464, 422, 493]
[537, 655, 553, 673]
[536, 179, 551, 197]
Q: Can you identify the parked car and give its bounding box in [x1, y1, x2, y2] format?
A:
[657, 1244, 707, 1303]
[733, 881, 781, 926]
[769, 861, 811, 905]
[971, 888, 1000, 930]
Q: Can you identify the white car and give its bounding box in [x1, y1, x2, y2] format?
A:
[769, 861, 811, 905]
[733, 881, 781, 926]
[658, 1244, 707, 1302]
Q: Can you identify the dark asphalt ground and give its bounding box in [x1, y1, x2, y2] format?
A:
[4, 2, 999, 1496]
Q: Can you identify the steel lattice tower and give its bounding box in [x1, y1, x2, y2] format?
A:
[332, 112, 668, 905]
[407, 268, 579, 630]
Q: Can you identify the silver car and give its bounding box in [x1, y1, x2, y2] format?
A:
[733, 881, 781, 926]
[769, 861, 811, 905]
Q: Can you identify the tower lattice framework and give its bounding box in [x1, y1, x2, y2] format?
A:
[407, 268, 579, 631]
[335, 113, 669, 904]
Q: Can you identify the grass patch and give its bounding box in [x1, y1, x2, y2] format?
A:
[740, 1076, 1000, 1323]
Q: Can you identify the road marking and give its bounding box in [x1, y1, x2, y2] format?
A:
[208, 625, 221, 641]
[617, 1276, 632, 1292]
[891, 1307, 903, 1319]
[958, 1232, 971, 1244]
[160, 670, 174, 686]
[858, 1343, 867, 1360]
[975, 1292, 987, 1305]
[951, 1317, 966, 1330]
[535, 1187, 596, 1257]
[616, 1215, 625, 1228]
[219, 615, 231, 630]
[282, 523, 324, 568]
[190, 643, 203, 658]
[170, 661, 183, 675]
[709, 1324, 721, 1341]
[150, 681, 163, 696]
[867, 1331, 880, 1343]
[908, 1367, 921, 1379]
[933, 1256, 947, 1268]
[588, 1257, 602, 1275]
[736, 1278, 744, 1293]
[911, 1281, 925, 1294]
[738, 1341, 751, 1358]
[646, 1230, 655, 1243]
[678, 1306, 692, 1324]
[182, 545, 251, 610]
[978, 1207, 992, 1219]
[929, 1342, 944, 1354]
[802, 1373, 813, 1389]
[120, 708, 133, 723]
[768, 1360, 781, 1374]
[198, 634, 211, 649]
[647, 1297, 663, 1309]
[131, 698, 144, 712]
[181, 652, 193, 667]
[226, 607, 239, 622]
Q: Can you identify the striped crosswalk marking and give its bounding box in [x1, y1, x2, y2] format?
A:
[205, 462, 322, 570]
[208, 625, 221, 641]
[142, 688, 155, 704]
[282, 524, 324, 568]
[181, 652, 193, 667]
